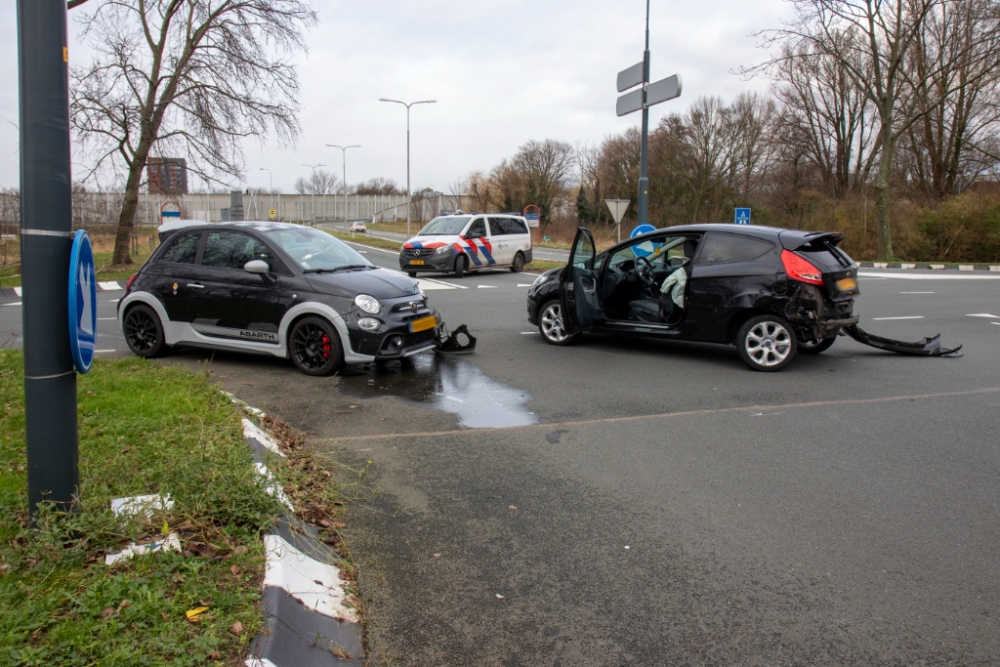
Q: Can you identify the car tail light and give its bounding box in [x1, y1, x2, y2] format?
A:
[781, 250, 824, 285]
[125, 273, 138, 291]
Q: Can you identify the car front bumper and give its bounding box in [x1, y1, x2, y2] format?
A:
[344, 298, 438, 359]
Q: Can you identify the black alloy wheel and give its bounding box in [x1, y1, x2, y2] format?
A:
[289, 316, 344, 376]
[798, 333, 838, 355]
[510, 252, 525, 273]
[123, 304, 168, 358]
[454, 254, 467, 278]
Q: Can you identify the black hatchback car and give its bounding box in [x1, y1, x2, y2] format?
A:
[527, 225, 862, 371]
[118, 222, 438, 375]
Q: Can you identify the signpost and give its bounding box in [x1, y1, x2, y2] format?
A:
[615, 0, 682, 227]
[18, 0, 79, 518]
[605, 199, 630, 242]
[68, 231, 97, 374]
[523, 204, 541, 244]
[735, 208, 751, 225]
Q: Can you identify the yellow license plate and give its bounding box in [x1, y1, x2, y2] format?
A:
[409, 260, 425, 265]
[410, 316, 437, 333]
[836, 277, 857, 291]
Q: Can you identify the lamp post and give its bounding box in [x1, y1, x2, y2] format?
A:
[379, 98, 436, 237]
[325, 144, 360, 223]
[301, 163, 325, 224]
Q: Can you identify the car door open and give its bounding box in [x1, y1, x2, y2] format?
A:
[561, 227, 601, 332]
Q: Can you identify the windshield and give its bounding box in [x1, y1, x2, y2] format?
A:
[262, 227, 372, 272]
[418, 216, 471, 236]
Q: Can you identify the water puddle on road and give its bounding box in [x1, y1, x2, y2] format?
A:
[340, 355, 538, 429]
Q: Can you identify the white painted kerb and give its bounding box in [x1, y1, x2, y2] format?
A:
[262, 534, 358, 622]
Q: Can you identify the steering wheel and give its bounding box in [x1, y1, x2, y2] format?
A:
[635, 256, 656, 290]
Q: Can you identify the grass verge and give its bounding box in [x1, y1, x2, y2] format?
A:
[326, 229, 403, 252]
[1, 238, 156, 290]
[0, 352, 281, 666]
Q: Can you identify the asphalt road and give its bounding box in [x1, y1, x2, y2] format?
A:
[2, 246, 999, 666]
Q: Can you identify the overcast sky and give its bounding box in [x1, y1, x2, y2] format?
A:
[0, 0, 792, 193]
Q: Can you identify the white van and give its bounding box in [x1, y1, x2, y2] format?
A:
[399, 213, 533, 277]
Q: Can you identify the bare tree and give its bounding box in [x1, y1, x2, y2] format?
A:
[730, 91, 780, 201]
[355, 177, 401, 195]
[447, 176, 468, 211]
[294, 169, 339, 195]
[71, 0, 316, 264]
[747, 0, 942, 259]
[466, 171, 492, 213]
[508, 139, 575, 230]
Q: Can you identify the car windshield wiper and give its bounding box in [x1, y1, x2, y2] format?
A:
[303, 265, 371, 274]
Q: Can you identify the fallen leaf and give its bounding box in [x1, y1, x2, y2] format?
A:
[86, 391, 95, 396]
[495, 594, 504, 599]
[231, 545, 249, 556]
[100, 606, 115, 618]
[198, 598, 212, 607]
[185, 607, 209, 622]
[161, 612, 169, 622]
[331, 648, 352, 660]
[508, 505, 517, 510]
[230, 565, 241, 576]
[433, 553, 442, 558]
[207, 650, 222, 660]
[118, 599, 130, 609]
[229, 621, 244, 637]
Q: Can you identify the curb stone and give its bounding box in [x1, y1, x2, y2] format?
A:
[235, 400, 364, 667]
[859, 262, 1000, 272]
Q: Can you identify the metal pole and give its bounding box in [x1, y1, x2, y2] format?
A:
[17, 0, 78, 518]
[406, 105, 411, 236]
[637, 0, 651, 226]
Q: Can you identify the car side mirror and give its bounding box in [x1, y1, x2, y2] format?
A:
[244, 260, 270, 274]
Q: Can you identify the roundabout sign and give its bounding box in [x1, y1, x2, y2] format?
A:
[629, 224, 660, 258]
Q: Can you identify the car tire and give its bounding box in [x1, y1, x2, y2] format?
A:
[538, 299, 579, 346]
[288, 316, 344, 376]
[407, 271, 417, 278]
[454, 254, 467, 278]
[798, 333, 838, 355]
[737, 314, 797, 371]
[510, 252, 525, 273]
[123, 304, 168, 358]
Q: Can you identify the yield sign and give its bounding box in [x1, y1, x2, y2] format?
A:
[605, 199, 630, 224]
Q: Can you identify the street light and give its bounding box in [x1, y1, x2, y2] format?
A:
[325, 144, 361, 222]
[379, 98, 436, 237]
[301, 163, 325, 224]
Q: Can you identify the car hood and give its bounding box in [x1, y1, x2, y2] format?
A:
[403, 236, 458, 249]
[305, 267, 420, 299]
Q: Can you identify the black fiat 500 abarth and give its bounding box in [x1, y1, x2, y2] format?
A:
[527, 224, 862, 372]
[118, 222, 438, 375]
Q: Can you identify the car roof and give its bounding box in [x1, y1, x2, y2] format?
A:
[160, 221, 318, 234]
[641, 223, 842, 247]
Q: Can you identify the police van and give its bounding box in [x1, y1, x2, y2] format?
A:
[399, 213, 533, 278]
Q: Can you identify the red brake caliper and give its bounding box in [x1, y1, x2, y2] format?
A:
[321, 333, 331, 359]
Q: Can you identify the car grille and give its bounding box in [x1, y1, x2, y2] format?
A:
[380, 328, 436, 354]
[403, 248, 436, 259]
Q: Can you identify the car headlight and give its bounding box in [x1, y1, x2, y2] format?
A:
[532, 273, 552, 288]
[354, 294, 381, 314]
[434, 246, 451, 255]
[418, 286, 427, 299]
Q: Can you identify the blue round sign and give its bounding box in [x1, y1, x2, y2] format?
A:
[68, 230, 97, 374]
[629, 224, 660, 258]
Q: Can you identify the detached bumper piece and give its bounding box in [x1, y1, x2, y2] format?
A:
[435, 322, 477, 355]
[843, 324, 963, 357]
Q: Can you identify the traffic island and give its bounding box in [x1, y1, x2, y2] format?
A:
[0, 352, 364, 666]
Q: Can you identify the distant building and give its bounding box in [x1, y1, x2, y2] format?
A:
[147, 157, 188, 194]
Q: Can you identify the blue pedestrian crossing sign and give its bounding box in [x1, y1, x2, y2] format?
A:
[68, 230, 97, 374]
[735, 208, 751, 225]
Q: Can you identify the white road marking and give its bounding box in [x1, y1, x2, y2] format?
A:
[860, 272, 1000, 280]
[356, 250, 367, 253]
[521, 331, 539, 335]
[98, 317, 117, 320]
[993, 322, 1000, 326]
[13, 287, 22, 297]
[900, 291, 935, 294]
[344, 241, 397, 254]
[95, 349, 117, 353]
[97, 281, 122, 290]
[477, 285, 497, 289]
[109, 299, 120, 303]
[967, 313, 1000, 318]
[517, 284, 533, 287]
[0, 302, 21, 307]
[872, 316, 924, 321]
[415, 279, 455, 291]
[419, 276, 467, 289]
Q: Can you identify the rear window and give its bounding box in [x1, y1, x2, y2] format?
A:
[697, 233, 775, 265]
[797, 239, 854, 271]
[160, 232, 199, 264]
[490, 216, 528, 235]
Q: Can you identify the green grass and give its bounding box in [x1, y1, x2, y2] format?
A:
[527, 259, 566, 273]
[326, 229, 404, 252]
[0, 244, 155, 290]
[0, 352, 281, 666]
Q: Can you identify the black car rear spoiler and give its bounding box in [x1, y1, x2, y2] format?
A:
[843, 324, 963, 357]
[779, 231, 844, 251]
